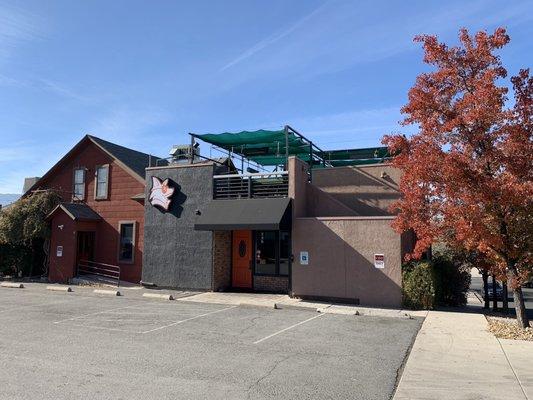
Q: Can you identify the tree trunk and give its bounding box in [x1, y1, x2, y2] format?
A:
[507, 267, 530, 329]
[512, 287, 529, 329]
[482, 271, 489, 309]
[502, 281, 508, 314]
[492, 275, 498, 311]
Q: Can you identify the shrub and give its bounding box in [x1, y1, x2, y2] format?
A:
[402, 261, 436, 309]
[402, 255, 472, 310]
[0, 190, 60, 277]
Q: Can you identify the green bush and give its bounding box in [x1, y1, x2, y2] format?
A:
[402, 261, 436, 309]
[402, 255, 471, 310]
[0, 191, 59, 278]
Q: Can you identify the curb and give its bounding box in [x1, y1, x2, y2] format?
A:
[47, 285, 72, 292]
[273, 303, 320, 312]
[143, 293, 174, 301]
[94, 289, 121, 296]
[1, 282, 24, 289]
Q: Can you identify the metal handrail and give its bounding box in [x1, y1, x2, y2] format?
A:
[77, 259, 121, 286]
[213, 172, 288, 199]
[213, 171, 288, 179]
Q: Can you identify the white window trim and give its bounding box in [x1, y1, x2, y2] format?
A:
[118, 220, 136, 264]
[72, 168, 86, 201]
[94, 164, 110, 200]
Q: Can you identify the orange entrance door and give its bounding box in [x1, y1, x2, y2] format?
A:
[232, 230, 252, 289]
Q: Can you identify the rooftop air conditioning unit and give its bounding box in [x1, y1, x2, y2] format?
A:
[169, 144, 199, 164]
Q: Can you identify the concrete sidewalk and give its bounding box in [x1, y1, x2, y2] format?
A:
[179, 291, 427, 318]
[394, 309, 532, 399]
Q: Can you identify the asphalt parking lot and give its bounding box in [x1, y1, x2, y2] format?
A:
[0, 286, 422, 400]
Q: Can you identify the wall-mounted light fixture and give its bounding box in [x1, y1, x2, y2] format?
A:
[58, 224, 64, 230]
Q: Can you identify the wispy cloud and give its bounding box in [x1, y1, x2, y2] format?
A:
[220, 2, 329, 72]
[0, 74, 91, 101]
[0, 4, 43, 62]
[216, 0, 533, 89]
[88, 106, 173, 147]
[0, 140, 62, 193]
[279, 106, 418, 148]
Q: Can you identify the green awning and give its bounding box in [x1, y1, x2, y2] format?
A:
[192, 129, 391, 168]
[319, 147, 391, 167]
[193, 129, 314, 167]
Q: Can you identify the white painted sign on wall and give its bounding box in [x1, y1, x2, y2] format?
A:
[56, 246, 63, 257]
[374, 254, 384, 269]
[300, 251, 309, 265]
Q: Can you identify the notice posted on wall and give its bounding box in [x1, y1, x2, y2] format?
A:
[56, 246, 63, 257]
[374, 254, 384, 269]
[300, 251, 309, 265]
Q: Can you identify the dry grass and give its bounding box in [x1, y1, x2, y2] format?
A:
[487, 316, 533, 341]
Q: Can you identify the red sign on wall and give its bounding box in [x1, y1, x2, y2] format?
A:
[374, 254, 385, 269]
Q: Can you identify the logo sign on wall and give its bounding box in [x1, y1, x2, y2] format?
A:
[149, 176, 175, 211]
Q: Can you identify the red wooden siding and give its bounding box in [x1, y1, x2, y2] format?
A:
[42, 141, 145, 283]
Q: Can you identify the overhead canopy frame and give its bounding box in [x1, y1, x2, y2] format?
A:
[190, 126, 328, 173]
[189, 126, 391, 173]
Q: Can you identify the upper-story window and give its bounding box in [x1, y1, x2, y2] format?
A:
[73, 168, 86, 201]
[95, 165, 109, 199]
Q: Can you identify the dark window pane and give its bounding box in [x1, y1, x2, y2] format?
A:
[255, 231, 277, 275]
[119, 223, 134, 261]
[279, 231, 290, 276]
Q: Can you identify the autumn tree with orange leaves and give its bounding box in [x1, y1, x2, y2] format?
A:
[383, 28, 532, 328]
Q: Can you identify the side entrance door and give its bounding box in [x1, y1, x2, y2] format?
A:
[76, 231, 95, 265]
[232, 230, 252, 289]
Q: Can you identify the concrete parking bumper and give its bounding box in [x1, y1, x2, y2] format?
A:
[0, 282, 24, 289]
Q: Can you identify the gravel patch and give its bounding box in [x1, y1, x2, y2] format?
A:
[487, 316, 533, 341]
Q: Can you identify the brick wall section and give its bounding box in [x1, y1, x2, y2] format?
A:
[254, 275, 289, 293]
[212, 231, 231, 291]
[37, 141, 146, 283]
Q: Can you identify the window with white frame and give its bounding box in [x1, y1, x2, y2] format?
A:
[95, 165, 109, 199]
[73, 168, 85, 200]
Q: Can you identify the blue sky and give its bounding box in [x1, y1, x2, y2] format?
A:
[0, 0, 531, 193]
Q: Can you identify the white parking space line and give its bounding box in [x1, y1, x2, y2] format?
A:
[68, 323, 140, 334]
[53, 306, 136, 324]
[254, 313, 325, 344]
[141, 305, 237, 334]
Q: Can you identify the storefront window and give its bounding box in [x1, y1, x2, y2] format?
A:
[254, 230, 289, 276]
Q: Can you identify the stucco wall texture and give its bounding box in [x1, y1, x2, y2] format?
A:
[142, 163, 215, 290]
[291, 216, 403, 308]
[286, 156, 406, 307]
[312, 164, 401, 216]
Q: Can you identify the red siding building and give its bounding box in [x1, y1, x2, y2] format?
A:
[26, 135, 164, 284]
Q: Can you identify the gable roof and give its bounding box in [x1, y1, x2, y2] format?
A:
[88, 135, 167, 180]
[46, 203, 102, 222]
[24, 135, 167, 195]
